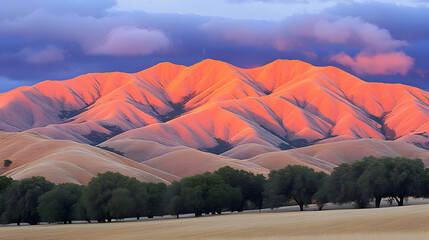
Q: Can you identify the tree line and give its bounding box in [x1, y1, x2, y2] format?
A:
[0, 156, 428, 225]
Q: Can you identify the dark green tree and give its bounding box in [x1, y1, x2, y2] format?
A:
[0, 176, 14, 219]
[206, 183, 230, 214]
[214, 166, 266, 212]
[357, 156, 394, 208]
[225, 187, 243, 213]
[1, 176, 54, 225]
[249, 174, 267, 211]
[82, 172, 143, 222]
[144, 182, 167, 218]
[38, 183, 84, 224]
[0, 176, 13, 192]
[267, 165, 322, 211]
[3, 159, 12, 167]
[327, 156, 427, 208]
[74, 197, 91, 223]
[165, 181, 185, 218]
[424, 168, 429, 198]
[108, 188, 136, 220]
[180, 172, 230, 216]
[388, 157, 426, 206]
[314, 172, 330, 210]
[125, 177, 148, 220]
[181, 184, 204, 217]
[169, 196, 185, 219]
[326, 162, 369, 208]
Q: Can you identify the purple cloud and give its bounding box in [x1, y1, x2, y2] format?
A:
[0, 0, 428, 93]
[23, 45, 65, 64]
[200, 15, 408, 53]
[200, 15, 414, 75]
[88, 27, 170, 56]
[313, 17, 407, 52]
[200, 16, 315, 51]
[0, 45, 64, 65]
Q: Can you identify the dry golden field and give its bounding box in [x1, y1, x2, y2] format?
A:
[1, 204, 428, 240]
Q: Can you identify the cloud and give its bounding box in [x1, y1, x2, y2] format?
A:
[115, 0, 335, 21]
[0, 0, 116, 20]
[200, 16, 315, 51]
[0, 45, 65, 64]
[313, 17, 406, 51]
[0, 10, 126, 49]
[0, 0, 427, 93]
[326, 2, 429, 42]
[200, 15, 409, 56]
[302, 51, 318, 60]
[23, 45, 65, 64]
[88, 27, 170, 56]
[331, 51, 414, 75]
[200, 15, 415, 76]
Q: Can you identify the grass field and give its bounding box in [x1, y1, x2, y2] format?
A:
[1, 204, 428, 240]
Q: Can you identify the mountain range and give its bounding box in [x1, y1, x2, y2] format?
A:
[1, 59, 429, 184]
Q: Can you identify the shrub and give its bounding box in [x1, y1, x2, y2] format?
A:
[3, 159, 12, 167]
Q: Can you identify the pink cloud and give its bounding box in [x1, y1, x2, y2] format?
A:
[88, 27, 170, 56]
[302, 51, 317, 60]
[331, 51, 414, 75]
[201, 16, 408, 55]
[0, 45, 65, 64]
[313, 17, 406, 52]
[24, 45, 65, 64]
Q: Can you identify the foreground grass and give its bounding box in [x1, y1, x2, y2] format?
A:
[1, 204, 428, 240]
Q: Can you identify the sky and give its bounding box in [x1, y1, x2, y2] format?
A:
[1, 0, 429, 92]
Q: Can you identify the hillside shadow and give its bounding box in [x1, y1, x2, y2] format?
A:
[83, 124, 124, 145]
[158, 92, 196, 122]
[200, 138, 233, 155]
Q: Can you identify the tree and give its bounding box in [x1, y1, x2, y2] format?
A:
[326, 163, 369, 208]
[225, 187, 243, 213]
[180, 172, 230, 216]
[143, 182, 166, 218]
[165, 181, 185, 218]
[424, 168, 429, 198]
[108, 188, 136, 220]
[181, 184, 205, 217]
[328, 161, 373, 208]
[3, 159, 12, 167]
[0, 176, 14, 219]
[73, 197, 91, 223]
[314, 173, 330, 210]
[389, 157, 426, 206]
[82, 172, 143, 222]
[38, 183, 84, 224]
[206, 183, 231, 214]
[267, 165, 322, 211]
[214, 166, 266, 212]
[249, 174, 267, 211]
[125, 177, 147, 220]
[0, 176, 13, 192]
[327, 156, 427, 208]
[169, 196, 185, 219]
[356, 156, 393, 208]
[1, 176, 54, 225]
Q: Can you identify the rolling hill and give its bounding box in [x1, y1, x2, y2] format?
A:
[0, 131, 179, 184]
[1, 59, 429, 181]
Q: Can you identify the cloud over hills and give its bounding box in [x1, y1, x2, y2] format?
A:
[0, 1, 428, 92]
